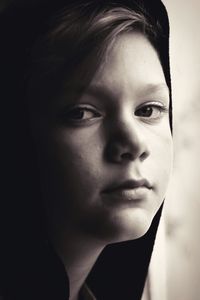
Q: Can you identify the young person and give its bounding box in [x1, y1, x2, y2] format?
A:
[0, 1, 172, 299]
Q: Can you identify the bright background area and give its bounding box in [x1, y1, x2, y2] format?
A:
[162, 1, 200, 299]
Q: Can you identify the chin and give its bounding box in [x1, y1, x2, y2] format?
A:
[87, 208, 156, 244]
[109, 211, 154, 243]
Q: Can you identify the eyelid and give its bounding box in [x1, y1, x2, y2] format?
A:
[136, 100, 169, 111]
[60, 103, 102, 114]
[134, 101, 169, 124]
[59, 103, 103, 124]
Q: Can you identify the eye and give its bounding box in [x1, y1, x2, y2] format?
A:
[60, 105, 102, 123]
[135, 102, 168, 121]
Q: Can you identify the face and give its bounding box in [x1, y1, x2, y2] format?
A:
[32, 32, 173, 245]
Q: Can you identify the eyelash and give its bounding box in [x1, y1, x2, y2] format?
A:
[60, 102, 169, 125]
[60, 105, 102, 124]
[135, 102, 169, 121]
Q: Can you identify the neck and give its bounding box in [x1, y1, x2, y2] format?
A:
[66, 241, 103, 300]
[51, 230, 104, 300]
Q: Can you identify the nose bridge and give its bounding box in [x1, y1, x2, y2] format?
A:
[118, 111, 141, 144]
[106, 109, 149, 162]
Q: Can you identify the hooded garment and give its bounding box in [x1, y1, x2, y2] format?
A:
[0, 1, 171, 300]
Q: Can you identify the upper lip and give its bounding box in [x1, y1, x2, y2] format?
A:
[102, 179, 152, 193]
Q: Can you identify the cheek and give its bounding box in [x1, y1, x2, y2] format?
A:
[38, 128, 105, 227]
[45, 128, 104, 197]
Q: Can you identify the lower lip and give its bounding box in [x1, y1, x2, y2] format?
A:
[102, 187, 151, 205]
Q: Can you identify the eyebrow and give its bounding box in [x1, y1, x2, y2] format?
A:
[63, 83, 114, 101]
[85, 82, 169, 98]
[64, 82, 169, 102]
[140, 83, 169, 95]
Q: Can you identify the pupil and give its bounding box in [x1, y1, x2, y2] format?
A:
[141, 107, 152, 117]
[69, 109, 84, 119]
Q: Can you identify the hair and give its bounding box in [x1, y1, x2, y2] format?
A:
[0, 1, 171, 299]
[27, 4, 161, 113]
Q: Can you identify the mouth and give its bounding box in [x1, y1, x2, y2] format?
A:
[102, 179, 153, 203]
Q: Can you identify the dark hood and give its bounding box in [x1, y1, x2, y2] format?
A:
[0, 1, 171, 300]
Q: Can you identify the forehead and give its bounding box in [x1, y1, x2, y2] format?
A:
[55, 32, 168, 110]
[87, 32, 168, 99]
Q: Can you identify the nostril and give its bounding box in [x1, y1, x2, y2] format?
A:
[105, 130, 150, 163]
[106, 143, 134, 163]
[120, 152, 134, 161]
[105, 140, 150, 163]
[139, 151, 149, 161]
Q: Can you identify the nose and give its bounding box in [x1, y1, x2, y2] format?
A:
[105, 115, 150, 164]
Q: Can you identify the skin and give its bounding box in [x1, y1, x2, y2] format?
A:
[32, 32, 173, 299]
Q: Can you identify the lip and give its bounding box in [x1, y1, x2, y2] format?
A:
[102, 179, 153, 203]
[102, 179, 152, 193]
